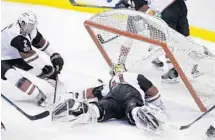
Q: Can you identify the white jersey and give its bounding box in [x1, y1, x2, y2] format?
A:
[145, 0, 175, 12]
[1, 22, 38, 60]
[100, 72, 153, 100]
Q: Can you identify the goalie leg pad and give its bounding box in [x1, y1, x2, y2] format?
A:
[52, 99, 100, 123]
[131, 103, 167, 133]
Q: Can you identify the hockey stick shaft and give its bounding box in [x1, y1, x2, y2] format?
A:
[1, 122, 6, 130]
[1, 94, 50, 120]
[53, 74, 59, 104]
[180, 105, 215, 130]
[69, 0, 114, 8]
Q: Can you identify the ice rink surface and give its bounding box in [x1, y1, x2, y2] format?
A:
[1, 2, 215, 140]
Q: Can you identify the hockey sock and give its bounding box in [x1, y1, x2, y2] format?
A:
[5, 68, 40, 99]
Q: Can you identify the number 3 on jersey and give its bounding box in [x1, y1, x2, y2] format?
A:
[111, 74, 125, 89]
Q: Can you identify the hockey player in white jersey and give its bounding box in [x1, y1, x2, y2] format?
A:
[1, 11, 64, 106]
[52, 64, 166, 132]
[114, 0, 206, 82]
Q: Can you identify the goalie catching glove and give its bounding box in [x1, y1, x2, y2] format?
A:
[50, 53, 64, 73]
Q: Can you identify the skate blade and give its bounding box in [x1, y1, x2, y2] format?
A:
[152, 65, 164, 72]
[161, 78, 179, 83]
[192, 72, 204, 78]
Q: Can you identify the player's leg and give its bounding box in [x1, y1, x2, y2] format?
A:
[153, 2, 180, 82]
[151, 2, 178, 70]
[118, 16, 137, 65]
[1, 59, 48, 106]
[176, 0, 189, 37]
[176, 0, 204, 78]
[121, 85, 166, 132]
[137, 74, 165, 110]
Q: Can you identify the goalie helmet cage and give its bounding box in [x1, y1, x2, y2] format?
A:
[84, 9, 215, 112]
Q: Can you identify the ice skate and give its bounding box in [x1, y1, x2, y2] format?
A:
[36, 90, 48, 107]
[161, 68, 179, 83]
[191, 64, 204, 78]
[206, 125, 215, 139]
[151, 58, 164, 68]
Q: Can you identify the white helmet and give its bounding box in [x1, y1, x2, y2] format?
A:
[18, 11, 38, 34]
[109, 63, 127, 76]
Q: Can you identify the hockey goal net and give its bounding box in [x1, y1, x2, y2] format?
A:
[84, 9, 215, 112]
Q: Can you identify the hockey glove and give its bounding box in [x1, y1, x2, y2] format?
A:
[50, 53, 64, 73]
[146, 9, 162, 18]
[114, 0, 131, 9]
[37, 65, 58, 80]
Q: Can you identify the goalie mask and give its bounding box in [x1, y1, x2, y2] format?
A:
[18, 11, 38, 34]
[110, 64, 127, 76]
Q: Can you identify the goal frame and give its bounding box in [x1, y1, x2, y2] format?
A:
[84, 20, 207, 112]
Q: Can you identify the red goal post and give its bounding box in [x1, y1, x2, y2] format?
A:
[84, 9, 214, 112]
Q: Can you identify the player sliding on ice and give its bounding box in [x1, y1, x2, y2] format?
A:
[52, 64, 167, 133]
[1, 11, 64, 106]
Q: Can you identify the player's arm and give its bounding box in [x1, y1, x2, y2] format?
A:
[137, 74, 164, 109]
[132, 0, 161, 17]
[75, 84, 110, 101]
[31, 29, 64, 72]
[11, 35, 32, 52]
[10, 36, 55, 78]
[132, 0, 148, 11]
[10, 35, 39, 63]
[137, 74, 158, 96]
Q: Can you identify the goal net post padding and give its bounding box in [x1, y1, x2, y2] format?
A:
[84, 9, 215, 112]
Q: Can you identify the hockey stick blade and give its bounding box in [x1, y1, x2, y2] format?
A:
[180, 125, 190, 130]
[180, 105, 215, 130]
[27, 111, 50, 120]
[69, 0, 114, 8]
[1, 94, 50, 121]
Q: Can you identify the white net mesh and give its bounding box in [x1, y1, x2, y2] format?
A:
[86, 9, 215, 110]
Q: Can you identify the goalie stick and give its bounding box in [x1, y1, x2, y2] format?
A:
[180, 104, 215, 130]
[69, 0, 114, 8]
[1, 94, 50, 121]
